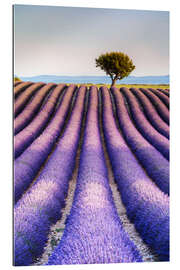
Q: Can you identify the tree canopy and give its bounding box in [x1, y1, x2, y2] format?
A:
[14, 76, 21, 82]
[95, 52, 135, 87]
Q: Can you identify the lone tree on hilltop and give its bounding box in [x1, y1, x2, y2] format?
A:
[95, 52, 135, 87]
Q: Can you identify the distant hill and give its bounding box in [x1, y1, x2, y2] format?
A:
[19, 75, 169, 85]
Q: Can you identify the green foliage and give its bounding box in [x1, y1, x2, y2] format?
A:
[14, 76, 21, 82]
[95, 52, 135, 86]
[55, 228, 64, 232]
[50, 237, 57, 248]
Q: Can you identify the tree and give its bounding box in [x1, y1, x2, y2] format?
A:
[95, 52, 135, 87]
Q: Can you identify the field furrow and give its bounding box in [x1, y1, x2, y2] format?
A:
[101, 86, 169, 261]
[120, 87, 169, 160]
[14, 85, 78, 202]
[98, 90, 158, 262]
[14, 81, 33, 98]
[13, 82, 170, 266]
[14, 82, 45, 117]
[139, 88, 169, 124]
[47, 86, 142, 265]
[111, 87, 169, 195]
[157, 88, 170, 97]
[14, 86, 87, 265]
[14, 83, 55, 134]
[148, 88, 169, 108]
[130, 87, 169, 138]
[14, 81, 23, 87]
[14, 84, 67, 159]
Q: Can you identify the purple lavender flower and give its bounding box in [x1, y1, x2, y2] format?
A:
[14, 84, 66, 158]
[14, 84, 75, 202]
[14, 83, 55, 134]
[47, 86, 142, 266]
[14, 86, 87, 266]
[14, 81, 33, 98]
[148, 88, 169, 108]
[139, 88, 169, 125]
[101, 86, 169, 261]
[14, 82, 45, 117]
[130, 88, 169, 138]
[120, 87, 169, 160]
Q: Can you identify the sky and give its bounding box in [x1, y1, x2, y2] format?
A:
[14, 5, 169, 77]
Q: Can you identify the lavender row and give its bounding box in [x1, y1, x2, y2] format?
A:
[14, 86, 87, 266]
[111, 87, 169, 194]
[157, 88, 170, 97]
[14, 81, 23, 87]
[120, 87, 169, 160]
[47, 86, 142, 266]
[130, 88, 169, 139]
[14, 81, 33, 99]
[148, 88, 169, 109]
[101, 86, 169, 261]
[14, 83, 55, 135]
[14, 84, 66, 158]
[14, 82, 45, 117]
[14, 84, 76, 203]
[139, 88, 169, 124]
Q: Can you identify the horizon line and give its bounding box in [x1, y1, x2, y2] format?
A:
[18, 74, 169, 78]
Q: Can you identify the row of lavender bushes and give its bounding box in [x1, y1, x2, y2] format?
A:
[157, 88, 169, 97]
[14, 83, 169, 265]
[120, 87, 169, 160]
[14, 81, 33, 98]
[101, 86, 169, 261]
[14, 82, 45, 117]
[14, 83, 55, 134]
[111, 87, 169, 195]
[148, 88, 169, 108]
[139, 88, 169, 124]
[47, 86, 142, 265]
[130, 88, 169, 138]
[14, 84, 66, 158]
[14, 86, 87, 266]
[14, 85, 76, 202]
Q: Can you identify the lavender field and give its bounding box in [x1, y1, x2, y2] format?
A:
[13, 81, 169, 266]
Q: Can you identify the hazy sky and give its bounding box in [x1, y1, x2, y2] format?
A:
[14, 5, 169, 77]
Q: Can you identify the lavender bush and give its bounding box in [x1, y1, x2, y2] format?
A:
[14, 86, 87, 266]
[130, 88, 169, 138]
[47, 86, 142, 266]
[14, 83, 55, 134]
[111, 87, 169, 195]
[14, 84, 76, 202]
[14, 82, 45, 117]
[14, 84, 66, 158]
[14, 81, 22, 87]
[120, 87, 169, 160]
[101, 86, 169, 261]
[139, 88, 169, 124]
[148, 88, 169, 108]
[157, 88, 169, 97]
[14, 81, 33, 98]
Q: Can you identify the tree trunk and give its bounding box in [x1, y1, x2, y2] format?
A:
[111, 78, 117, 88]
